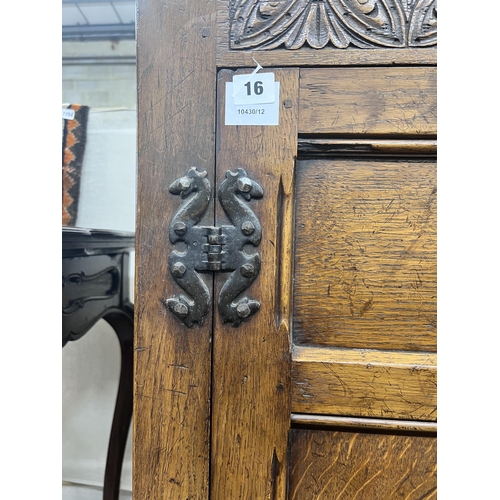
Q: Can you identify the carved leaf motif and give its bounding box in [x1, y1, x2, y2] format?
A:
[408, 0, 437, 46]
[229, 0, 437, 50]
[329, 0, 405, 47]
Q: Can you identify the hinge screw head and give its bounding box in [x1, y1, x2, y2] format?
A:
[179, 178, 191, 191]
[237, 177, 253, 193]
[171, 262, 187, 277]
[241, 221, 255, 235]
[173, 302, 189, 318]
[173, 221, 187, 235]
[240, 263, 255, 278]
[236, 303, 251, 318]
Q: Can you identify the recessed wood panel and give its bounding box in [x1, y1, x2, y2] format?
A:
[289, 429, 437, 500]
[292, 346, 437, 421]
[293, 159, 437, 352]
[299, 67, 437, 135]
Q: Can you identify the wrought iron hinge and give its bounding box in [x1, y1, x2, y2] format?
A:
[164, 167, 263, 327]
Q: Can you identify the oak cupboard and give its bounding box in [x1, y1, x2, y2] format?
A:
[135, 1, 437, 498]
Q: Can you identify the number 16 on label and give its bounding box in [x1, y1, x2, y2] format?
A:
[232, 73, 276, 105]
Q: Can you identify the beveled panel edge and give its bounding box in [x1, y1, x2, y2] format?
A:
[293, 345, 437, 364]
[291, 414, 437, 434]
[298, 138, 437, 157]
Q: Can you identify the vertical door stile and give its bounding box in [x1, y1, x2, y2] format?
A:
[211, 68, 299, 499]
[134, 0, 217, 498]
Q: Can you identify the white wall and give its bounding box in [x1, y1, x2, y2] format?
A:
[76, 109, 136, 232]
[63, 40, 136, 109]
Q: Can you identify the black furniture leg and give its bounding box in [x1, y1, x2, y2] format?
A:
[63, 228, 135, 499]
[102, 306, 134, 500]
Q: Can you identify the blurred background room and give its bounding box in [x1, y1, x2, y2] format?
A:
[62, 2, 137, 498]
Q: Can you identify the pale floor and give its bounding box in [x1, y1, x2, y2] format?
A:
[63, 482, 132, 500]
[62, 320, 133, 500]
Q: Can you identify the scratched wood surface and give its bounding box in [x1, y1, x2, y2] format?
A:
[134, 0, 216, 498]
[289, 429, 437, 500]
[210, 68, 298, 500]
[292, 346, 437, 420]
[293, 158, 437, 352]
[299, 67, 437, 135]
[217, 46, 437, 68]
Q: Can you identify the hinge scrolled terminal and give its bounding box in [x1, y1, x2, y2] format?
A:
[165, 167, 263, 327]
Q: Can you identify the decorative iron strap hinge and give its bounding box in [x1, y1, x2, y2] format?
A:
[164, 167, 263, 327]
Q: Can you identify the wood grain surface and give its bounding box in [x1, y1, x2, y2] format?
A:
[299, 67, 437, 135]
[210, 68, 298, 500]
[289, 429, 437, 499]
[291, 414, 437, 433]
[292, 346, 436, 421]
[293, 158, 437, 352]
[217, 46, 438, 68]
[134, 0, 216, 498]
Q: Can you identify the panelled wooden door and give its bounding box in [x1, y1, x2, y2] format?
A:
[135, 1, 437, 498]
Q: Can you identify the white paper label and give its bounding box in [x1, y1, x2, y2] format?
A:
[232, 73, 276, 105]
[62, 109, 75, 120]
[225, 82, 280, 126]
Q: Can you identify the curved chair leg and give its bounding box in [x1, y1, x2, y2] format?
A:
[102, 306, 134, 500]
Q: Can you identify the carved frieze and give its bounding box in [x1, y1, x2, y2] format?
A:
[229, 0, 437, 50]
